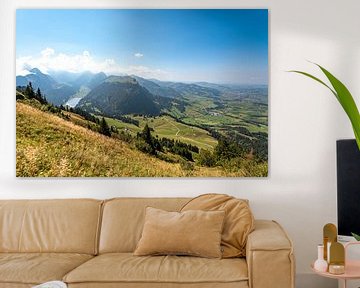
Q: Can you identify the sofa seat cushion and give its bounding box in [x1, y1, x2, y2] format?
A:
[0, 253, 93, 285]
[64, 253, 248, 285]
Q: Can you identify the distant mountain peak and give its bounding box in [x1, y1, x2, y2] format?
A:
[105, 75, 138, 85]
[29, 68, 43, 74]
[96, 72, 107, 77]
[16, 68, 77, 106]
[78, 75, 159, 116]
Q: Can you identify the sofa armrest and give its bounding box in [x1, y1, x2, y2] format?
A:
[246, 220, 295, 288]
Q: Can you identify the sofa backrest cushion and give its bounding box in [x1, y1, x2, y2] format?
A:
[181, 194, 254, 258]
[99, 198, 189, 253]
[0, 199, 102, 254]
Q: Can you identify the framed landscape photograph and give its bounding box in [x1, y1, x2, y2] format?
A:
[16, 9, 269, 177]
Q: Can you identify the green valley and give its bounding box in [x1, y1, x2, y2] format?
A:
[104, 115, 218, 151]
[17, 101, 267, 177]
[16, 73, 268, 177]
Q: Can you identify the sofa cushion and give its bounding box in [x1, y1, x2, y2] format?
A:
[0, 253, 93, 285]
[99, 198, 190, 253]
[181, 194, 254, 258]
[0, 199, 103, 254]
[64, 253, 248, 285]
[134, 207, 225, 258]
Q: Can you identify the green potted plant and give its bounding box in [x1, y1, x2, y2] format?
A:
[291, 63, 360, 241]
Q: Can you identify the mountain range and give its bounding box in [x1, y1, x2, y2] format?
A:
[16, 68, 107, 106]
[17, 68, 75, 106]
[16, 68, 267, 117]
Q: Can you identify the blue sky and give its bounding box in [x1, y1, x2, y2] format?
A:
[16, 9, 268, 84]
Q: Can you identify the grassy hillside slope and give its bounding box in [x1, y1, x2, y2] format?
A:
[104, 115, 218, 151]
[17, 102, 245, 177]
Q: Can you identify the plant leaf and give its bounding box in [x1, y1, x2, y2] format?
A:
[353, 128, 360, 150]
[316, 64, 360, 150]
[289, 70, 337, 98]
[351, 232, 360, 241]
[290, 65, 360, 150]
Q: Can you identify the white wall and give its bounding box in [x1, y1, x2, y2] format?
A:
[1, 0, 360, 287]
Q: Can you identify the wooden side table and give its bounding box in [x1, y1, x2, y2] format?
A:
[311, 242, 360, 288]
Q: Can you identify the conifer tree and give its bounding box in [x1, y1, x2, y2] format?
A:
[25, 82, 35, 99]
[136, 124, 156, 155]
[99, 117, 111, 137]
[35, 87, 46, 104]
[142, 124, 152, 145]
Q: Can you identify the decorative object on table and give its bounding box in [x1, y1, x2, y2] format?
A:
[329, 242, 345, 275]
[15, 9, 269, 178]
[312, 238, 360, 288]
[314, 244, 328, 272]
[319, 223, 345, 275]
[32, 281, 67, 288]
[328, 264, 345, 275]
[290, 63, 360, 150]
[323, 223, 337, 262]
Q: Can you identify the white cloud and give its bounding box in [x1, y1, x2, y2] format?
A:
[41, 47, 55, 58]
[16, 48, 168, 80]
[82, 50, 90, 57]
[134, 53, 144, 58]
[16, 56, 33, 76]
[126, 65, 168, 79]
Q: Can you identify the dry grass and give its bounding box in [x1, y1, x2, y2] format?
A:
[17, 102, 248, 177]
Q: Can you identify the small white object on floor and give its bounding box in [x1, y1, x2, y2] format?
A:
[32, 281, 67, 288]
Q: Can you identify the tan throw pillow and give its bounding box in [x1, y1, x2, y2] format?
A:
[181, 194, 254, 258]
[134, 207, 225, 258]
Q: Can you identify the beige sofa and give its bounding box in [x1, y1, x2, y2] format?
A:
[0, 198, 295, 288]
